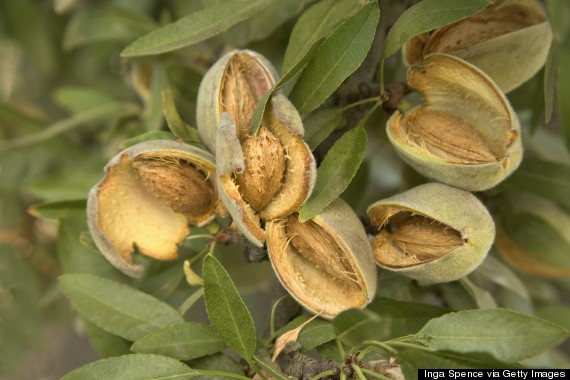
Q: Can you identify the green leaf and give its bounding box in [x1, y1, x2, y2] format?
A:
[537, 304, 570, 330]
[416, 309, 569, 362]
[459, 278, 497, 310]
[251, 39, 323, 134]
[53, 87, 117, 114]
[297, 319, 336, 352]
[382, 0, 492, 58]
[61, 354, 194, 380]
[544, 37, 559, 123]
[29, 199, 86, 220]
[63, 4, 155, 49]
[303, 108, 343, 150]
[475, 255, 529, 300]
[221, 0, 307, 48]
[299, 125, 367, 221]
[334, 297, 451, 345]
[558, 43, 570, 152]
[131, 323, 226, 360]
[187, 353, 245, 380]
[498, 158, 570, 208]
[121, 0, 273, 57]
[59, 274, 184, 341]
[202, 255, 256, 365]
[282, 0, 364, 74]
[83, 319, 131, 358]
[289, 2, 379, 114]
[502, 211, 570, 269]
[398, 350, 521, 379]
[56, 217, 117, 278]
[162, 89, 200, 142]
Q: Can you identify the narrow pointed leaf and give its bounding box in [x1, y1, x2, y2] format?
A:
[303, 108, 343, 150]
[416, 309, 569, 362]
[334, 297, 450, 345]
[131, 323, 226, 360]
[544, 37, 559, 123]
[61, 354, 194, 380]
[251, 39, 323, 134]
[121, 0, 273, 57]
[289, 2, 379, 114]
[162, 89, 200, 142]
[498, 158, 570, 208]
[475, 255, 529, 300]
[558, 45, 570, 152]
[299, 125, 367, 221]
[398, 350, 521, 379]
[383, 0, 492, 58]
[59, 274, 184, 341]
[282, 0, 364, 74]
[202, 255, 256, 365]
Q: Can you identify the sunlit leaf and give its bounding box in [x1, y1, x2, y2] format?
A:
[59, 274, 184, 341]
[131, 323, 226, 360]
[251, 39, 323, 134]
[121, 0, 273, 57]
[416, 309, 569, 362]
[299, 125, 367, 221]
[202, 255, 256, 366]
[289, 2, 379, 114]
[282, 0, 363, 74]
[61, 354, 193, 380]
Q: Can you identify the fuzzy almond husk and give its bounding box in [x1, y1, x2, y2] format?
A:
[196, 49, 278, 152]
[387, 53, 522, 191]
[216, 94, 316, 246]
[404, 0, 552, 92]
[266, 198, 377, 319]
[87, 140, 224, 277]
[367, 183, 495, 283]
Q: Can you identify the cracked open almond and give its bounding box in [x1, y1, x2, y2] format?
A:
[387, 53, 522, 191]
[266, 198, 377, 319]
[87, 140, 225, 277]
[196, 49, 278, 152]
[367, 183, 495, 283]
[404, 0, 552, 92]
[216, 94, 316, 246]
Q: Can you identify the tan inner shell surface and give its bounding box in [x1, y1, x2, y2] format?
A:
[372, 211, 464, 268]
[132, 155, 217, 223]
[407, 0, 545, 64]
[96, 154, 194, 262]
[394, 108, 498, 164]
[268, 217, 365, 316]
[221, 54, 272, 142]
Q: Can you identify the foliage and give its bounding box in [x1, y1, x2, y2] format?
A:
[1, 0, 570, 379]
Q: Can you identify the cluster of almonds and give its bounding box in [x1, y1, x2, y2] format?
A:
[368, 0, 552, 282]
[86, 0, 552, 318]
